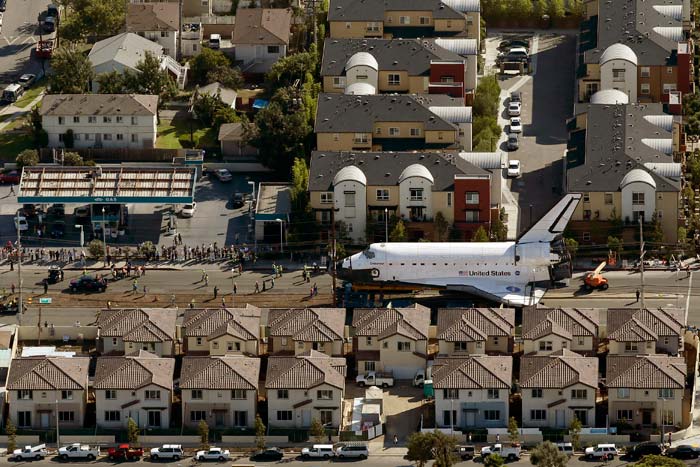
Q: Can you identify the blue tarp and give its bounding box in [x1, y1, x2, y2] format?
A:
[253, 99, 269, 109]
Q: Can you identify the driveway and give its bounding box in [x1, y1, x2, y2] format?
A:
[382, 382, 426, 447]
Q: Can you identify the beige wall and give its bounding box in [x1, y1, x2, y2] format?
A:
[425, 130, 456, 144]
[435, 385, 509, 428]
[9, 389, 86, 428]
[434, 17, 468, 35]
[657, 192, 679, 243]
[267, 383, 343, 428]
[181, 388, 257, 428]
[384, 10, 434, 27]
[317, 132, 364, 151]
[609, 387, 683, 427]
[209, 335, 258, 356]
[378, 70, 409, 92]
[523, 336, 572, 355]
[374, 121, 425, 138]
[329, 21, 383, 39]
[124, 340, 172, 357]
[521, 385, 596, 428]
[438, 336, 509, 356]
[608, 340, 655, 355]
[432, 195, 454, 223]
[379, 334, 427, 379]
[95, 383, 171, 429]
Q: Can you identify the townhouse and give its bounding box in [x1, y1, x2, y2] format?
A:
[315, 93, 472, 152]
[96, 308, 176, 356]
[328, 0, 480, 46]
[182, 306, 261, 355]
[607, 307, 685, 355]
[435, 307, 515, 356]
[309, 150, 495, 242]
[520, 350, 598, 428]
[180, 356, 260, 428]
[126, 3, 179, 58]
[94, 351, 175, 429]
[233, 7, 292, 74]
[7, 357, 90, 429]
[352, 305, 430, 379]
[267, 308, 346, 357]
[40, 94, 158, 150]
[432, 356, 512, 429]
[607, 355, 686, 428]
[265, 350, 346, 428]
[565, 92, 683, 244]
[577, 0, 693, 103]
[321, 38, 477, 103]
[521, 307, 599, 355]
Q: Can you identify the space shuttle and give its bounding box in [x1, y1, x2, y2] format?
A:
[337, 194, 582, 307]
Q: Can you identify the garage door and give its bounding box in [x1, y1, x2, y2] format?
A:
[388, 366, 417, 380]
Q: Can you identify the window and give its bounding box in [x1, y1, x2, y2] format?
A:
[103, 117, 112, 123]
[104, 411, 121, 422]
[320, 410, 333, 425]
[277, 389, 289, 399]
[531, 388, 543, 398]
[356, 75, 368, 80]
[617, 388, 630, 399]
[190, 411, 206, 421]
[320, 192, 333, 204]
[61, 390, 73, 400]
[73, 116, 80, 123]
[443, 410, 457, 426]
[465, 211, 479, 222]
[131, 116, 137, 125]
[612, 69, 625, 81]
[277, 410, 293, 421]
[582, 193, 590, 203]
[419, 16, 430, 24]
[617, 409, 633, 421]
[116, 134, 124, 141]
[571, 389, 587, 400]
[443, 388, 459, 399]
[484, 410, 500, 421]
[131, 134, 138, 143]
[267, 45, 280, 53]
[397, 341, 411, 351]
[447, 193, 452, 206]
[659, 388, 674, 399]
[232, 389, 246, 399]
[196, 337, 203, 346]
[227, 342, 241, 351]
[466, 192, 479, 204]
[441, 76, 455, 83]
[160, 30, 169, 38]
[582, 232, 591, 241]
[632, 192, 645, 205]
[317, 390, 333, 400]
[344, 191, 356, 207]
[58, 116, 65, 125]
[105, 390, 116, 400]
[454, 341, 468, 352]
[604, 193, 613, 205]
[145, 390, 161, 400]
[376, 189, 389, 201]
[389, 127, 400, 136]
[583, 209, 592, 220]
[345, 22, 351, 29]
[191, 389, 203, 400]
[410, 188, 423, 201]
[641, 67, 650, 77]
[59, 411, 75, 422]
[332, 77, 345, 88]
[399, 16, 410, 24]
[116, 116, 123, 123]
[148, 411, 161, 427]
[662, 410, 674, 425]
[410, 128, 421, 136]
[354, 133, 369, 144]
[18, 390, 32, 400]
[59, 133, 65, 142]
[103, 134, 112, 141]
[487, 389, 499, 399]
[625, 341, 638, 352]
[641, 83, 650, 94]
[539, 341, 553, 351]
[88, 116, 97, 123]
[364, 361, 376, 371]
[667, 67, 673, 74]
[574, 410, 588, 425]
[388, 74, 401, 85]
[663, 83, 677, 94]
[234, 411, 248, 427]
[18, 411, 31, 427]
[366, 22, 379, 32]
[531, 410, 546, 421]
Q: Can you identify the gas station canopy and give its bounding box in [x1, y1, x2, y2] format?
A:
[17, 166, 197, 204]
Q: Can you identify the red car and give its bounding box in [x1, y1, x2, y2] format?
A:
[107, 444, 143, 461]
[0, 171, 19, 184]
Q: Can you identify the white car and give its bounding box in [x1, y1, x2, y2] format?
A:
[507, 160, 521, 178]
[181, 202, 196, 218]
[508, 101, 521, 117]
[509, 117, 522, 133]
[150, 444, 183, 460]
[301, 444, 335, 459]
[14, 215, 27, 231]
[585, 444, 618, 460]
[195, 447, 230, 461]
[214, 168, 232, 182]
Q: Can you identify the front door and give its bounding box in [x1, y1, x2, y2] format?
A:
[40, 412, 49, 428]
[214, 411, 225, 427]
[465, 411, 476, 427]
[555, 410, 565, 428]
[302, 409, 311, 427]
[148, 410, 161, 428]
[642, 410, 652, 425]
[574, 410, 588, 426]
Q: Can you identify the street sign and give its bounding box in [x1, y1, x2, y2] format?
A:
[39, 297, 52, 304]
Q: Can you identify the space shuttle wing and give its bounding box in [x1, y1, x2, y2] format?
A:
[412, 276, 546, 306]
[517, 194, 582, 244]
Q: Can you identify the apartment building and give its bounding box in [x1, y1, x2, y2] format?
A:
[435, 308, 515, 356]
[126, 3, 179, 58]
[577, 0, 693, 103]
[315, 93, 472, 152]
[267, 308, 345, 357]
[182, 306, 261, 356]
[565, 91, 683, 244]
[96, 308, 176, 357]
[607, 307, 685, 355]
[309, 151, 493, 242]
[40, 94, 158, 150]
[521, 307, 599, 355]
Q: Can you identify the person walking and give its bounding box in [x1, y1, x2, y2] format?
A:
[204, 274, 209, 286]
[132, 279, 138, 293]
[271, 277, 275, 289]
[213, 285, 219, 298]
[170, 294, 176, 307]
[635, 289, 640, 302]
[233, 283, 237, 295]
[43, 280, 48, 294]
[11, 283, 15, 295]
[393, 434, 398, 446]
[254, 281, 260, 293]
[189, 299, 195, 309]
[143, 285, 148, 297]
[9, 184, 15, 195]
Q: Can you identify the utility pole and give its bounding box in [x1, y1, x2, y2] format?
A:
[384, 208, 388, 243]
[16, 213, 23, 326]
[639, 216, 645, 310]
[331, 207, 337, 307]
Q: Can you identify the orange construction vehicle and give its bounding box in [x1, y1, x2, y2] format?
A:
[583, 261, 609, 291]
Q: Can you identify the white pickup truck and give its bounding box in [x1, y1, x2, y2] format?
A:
[481, 443, 521, 461]
[356, 371, 394, 387]
[12, 444, 48, 461]
[58, 443, 99, 460]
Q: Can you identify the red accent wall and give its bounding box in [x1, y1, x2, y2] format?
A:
[429, 62, 465, 99]
[677, 49, 692, 94]
[453, 176, 491, 238]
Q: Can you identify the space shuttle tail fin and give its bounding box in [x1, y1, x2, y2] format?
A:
[517, 194, 582, 244]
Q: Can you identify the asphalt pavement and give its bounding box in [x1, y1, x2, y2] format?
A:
[0, 0, 47, 84]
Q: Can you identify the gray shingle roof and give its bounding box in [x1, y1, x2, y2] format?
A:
[97, 308, 176, 343]
[315, 93, 462, 133]
[520, 350, 598, 389]
[436, 308, 514, 342]
[180, 356, 260, 390]
[352, 305, 430, 340]
[7, 357, 89, 391]
[607, 355, 686, 388]
[265, 350, 346, 390]
[521, 308, 599, 340]
[328, 0, 464, 21]
[607, 307, 684, 341]
[233, 7, 292, 45]
[268, 308, 345, 343]
[94, 351, 175, 390]
[309, 150, 487, 192]
[40, 94, 158, 117]
[432, 356, 511, 389]
[89, 32, 163, 71]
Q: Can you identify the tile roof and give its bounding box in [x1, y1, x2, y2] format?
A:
[520, 350, 598, 389]
[328, 0, 464, 21]
[180, 356, 260, 390]
[436, 308, 514, 342]
[94, 351, 175, 390]
[265, 350, 346, 390]
[40, 94, 158, 117]
[607, 307, 684, 341]
[431, 356, 511, 389]
[126, 3, 179, 32]
[607, 355, 686, 388]
[522, 307, 599, 340]
[268, 308, 345, 342]
[7, 357, 89, 390]
[233, 7, 292, 45]
[352, 305, 430, 340]
[183, 306, 260, 341]
[97, 308, 176, 343]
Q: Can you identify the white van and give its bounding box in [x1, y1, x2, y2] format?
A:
[209, 33, 221, 49]
[556, 443, 574, 456]
[2, 83, 24, 103]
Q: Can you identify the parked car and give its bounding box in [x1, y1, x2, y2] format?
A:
[508, 101, 521, 117]
[231, 192, 245, 208]
[626, 442, 662, 459]
[0, 170, 20, 184]
[69, 276, 107, 293]
[509, 117, 522, 133]
[301, 444, 335, 459]
[510, 91, 522, 103]
[413, 364, 433, 387]
[356, 371, 394, 388]
[507, 133, 519, 151]
[12, 444, 47, 461]
[150, 444, 183, 461]
[195, 447, 230, 461]
[455, 445, 476, 460]
[498, 39, 529, 51]
[47, 3, 59, 19]
[73, 206, 90, 218]
[499, 46, 529, 60]
[18, 74, 36, 89]
[58, 443, 99, 461]
[107, 444, 143, 461]
[507, 160, 521, 178]
[42, 16, 56, 32]
[2, 83, 23, 103]
[14, 215, 27, 231]
[336, 443, 369, 459]
[585, 444, 619, 460]
[181, 202, 196, 218]
[250, 447, 284, 461]
[481, 444, 521, 461]
[50, 221, 65, 238]
[47, 204, 65, 218]
[556, 443, 574, 457]
[0, 0, 6, 12]
[666, 445, 700, 459]
[214, 168, 233, 182]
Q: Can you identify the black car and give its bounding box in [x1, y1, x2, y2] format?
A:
[626, 442, 663, 459]
[232, 192, 245, 208]
[69, 276, 107, 293]
[667, 445, 700, 459]
[50, 221, 65, 239]
[0, 0, 6, 12]
[250, 448, 283, 461]
[47, 204, 65, 218]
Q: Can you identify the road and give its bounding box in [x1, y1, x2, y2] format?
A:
[0, 0, 47, 85]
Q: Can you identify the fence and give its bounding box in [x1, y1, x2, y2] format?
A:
[38, 148, 194, 163]
[17, 326, 98, 342]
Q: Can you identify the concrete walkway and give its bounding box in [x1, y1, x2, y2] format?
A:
[0, 91, 44, 132]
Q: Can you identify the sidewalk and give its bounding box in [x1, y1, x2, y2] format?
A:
[0, 92, 45, 132]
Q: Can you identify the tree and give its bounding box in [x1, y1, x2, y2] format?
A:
[390, 219, 407, 241]
[254, 414, 266, 451]
[207, 66, 244, 90]
[635, 455, 685, 467]
[87, 239, 105, 259]
[62, 152, 85, 166]
[512, 0, 534, 19]
[63, 129, 75, 149]
[678, 226, 688, 246]
[95, 71, 127, 94]
[290, 157, 310, 212]
[434, 211, 449, 241]
[194, 92, 226, 127]
[6, 418, 17, 453]
[472, 226, 489, 242]
[491, 208, 508, 241]
[607, 236, 622, 254]
[406, 432, 435, 467]
[645, 213, 665, 244]
[431, 430, 458, 467]
[564, 236, 579, 258]
[213, 106, 240, 128]
[59, 0, 125, 41]
[249, 101, 311, 173]
[484, 453, 505, 467]
[189, 48, 231, 85]
[530, 441, 568, 467]
[265, 49, 318, 91]
[16, 149, 39, 169]
[547, 0, 566, 20]
[569, 416, 582, 451]
[126, 417, 139, 444]
[507, 416, 520, 444]
[27, 106, 48, 147]
[533, 0, 549, 18]
[49, 44, 95, 94]
[198, 420, 209, 449]
[133, 51, 178, 103]
[309, 418, 325, 443]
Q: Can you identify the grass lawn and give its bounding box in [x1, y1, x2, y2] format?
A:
[157, 118, 217, 149]
[0, 129, 34, 160]
[14, 85, 46, 109]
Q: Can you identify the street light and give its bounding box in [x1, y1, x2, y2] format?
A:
[74, 225, 84, 247]
[101, 207, 107, 267]
[275, 219, 284, 253]
[384, 208, 388, 243]
[248, 181, 256, 203]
